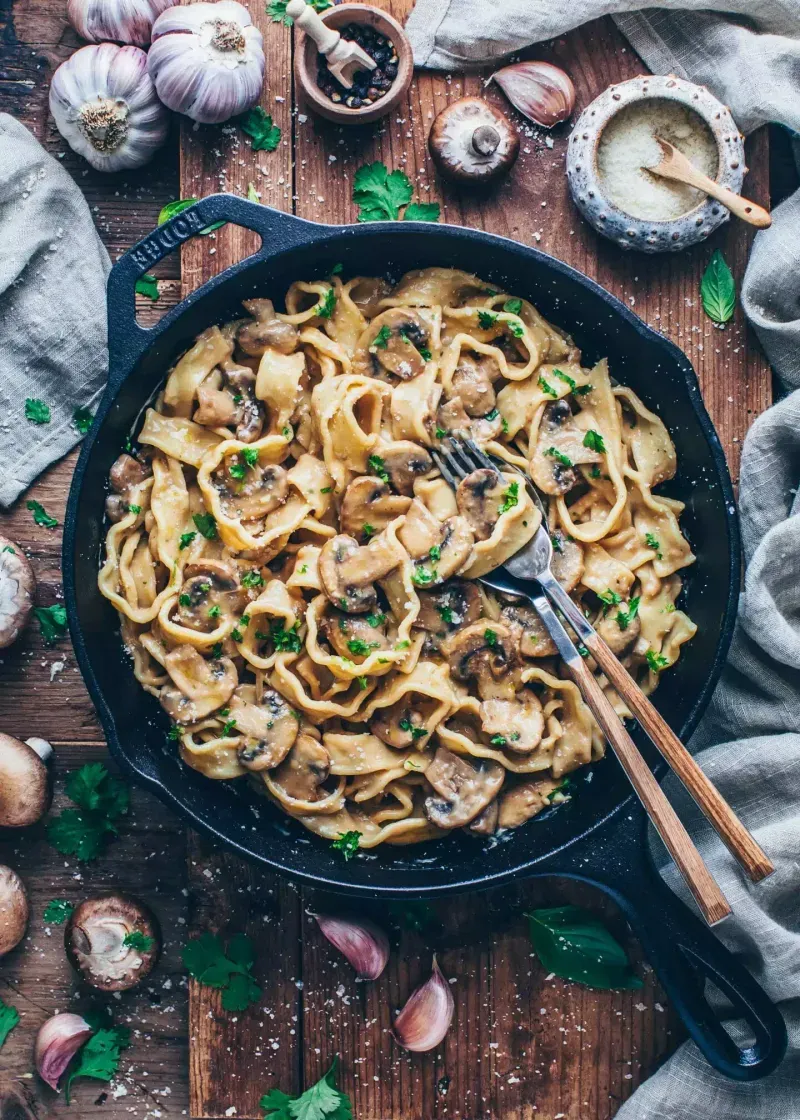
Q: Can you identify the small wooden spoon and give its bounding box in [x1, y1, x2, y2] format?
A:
[286, 0, 376, 90]
[645, 136, 771, 228]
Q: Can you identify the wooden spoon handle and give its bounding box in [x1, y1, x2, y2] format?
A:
[584, 631, 775, 882]
[285, 0, 340, 55]
[651, 158, 771, 228]
[529, 591, 731, 927]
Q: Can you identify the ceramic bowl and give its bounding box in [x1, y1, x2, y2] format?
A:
[294, 3, 413, 125]
[566, 74, 746, 252]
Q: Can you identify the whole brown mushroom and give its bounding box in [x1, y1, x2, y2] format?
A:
[0, 865, 29, 957]
[428, 97, 519, 183]
[65, 893, 161, 991]
[0, 734, 52, 828]
[0, 534, 35, 648]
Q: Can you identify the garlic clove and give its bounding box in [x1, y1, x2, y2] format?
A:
[67, 0, 180, 48]
[35, 1013, 94, 1090]
[314, 912, 390, 980]
[49, 44, 170, 173]
[492, 61, 576, 129]
[392, 955, 454, 1052]
[148, 1, 265, 124]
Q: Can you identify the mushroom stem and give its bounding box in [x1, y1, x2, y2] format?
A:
[471, 125, 500, 157]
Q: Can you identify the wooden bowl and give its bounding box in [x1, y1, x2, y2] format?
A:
[294, 4, 413, 125]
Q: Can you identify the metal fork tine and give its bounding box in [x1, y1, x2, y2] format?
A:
[430, 449, 461, 490]
[439, 441, 470, 482]
[446, 438, 484, 478]
[464, 438, 501, 475]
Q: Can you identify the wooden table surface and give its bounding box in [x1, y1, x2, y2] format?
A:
[0, 1, 773, 1118]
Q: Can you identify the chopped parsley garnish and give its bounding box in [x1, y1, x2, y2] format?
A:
[183, 931, 262, 1012]
[547, 777, 572, 802]
[490, 734, 507, 747]
[317, 287, 336, 319]
[546, 447, 573, 468]
[211, 642, 223, 658]
[503, 298, 522, 314]
[435, 427, 447, 439]
[551, 533, 564, 553]
[662, 603, 677, 614]
[331, 830, 361, 859]
[168, 724, 182, 741]
[64, 1024, 131, 1103]
[367, 454, 389, 483]
[574, 384, 593, 396]
[268, 620, 302, 653]
[221, 718, 238, 737]
[135, 273, 159, 301]
[645, 532, 663, 559]
[484, 628, 499, 649]
[501, 416, 509, 433]
[597, 589, 622, 615]
[123, 930, 155, 952]
[418, 346, 432, 361]
[499, 480, 519, 513]
[330, 262, 343, 275]
[43, 899, 74, 924]
[577, 644, 590, 658]
[347, 637, 379, 656]
[590, 465, 601, 479]
[25, 398, 51, 424]
[241, 447, 259, 467]
[478, 310, 498, 329]
[73, 407, 94, 434]
[321, 486, 333, 494]
[646, 649, 669, 672]
[365, 612, 386, 628]
[27, 499, 58, 528]
[616, 597, 640, 632]
[179, 531, 196, 550]
[208, 604, 221, 619]
[46, 762, 129, 862]
[509, 321, 525, 338]
[282, 425, 292, 439]
[437, 605, 454, 624]
[485, 408, 499, 421]
[241, 569, 264, 589]
[192, 512, 218, 540]
[2, 546, 14, 554]
[411, 565, 436, 586]
[357, 675, 368, 690]
[395, 639, 410, 650]
[362, 523, 376, 541]
[429, 544, 441, 562]
[538, 376, 557, 398]
[583, 429, 606, 454]
[371, 325, 391, 350]
[34, 604, 68, 645]
[178, 594, 192, 608]
[553, 369, 576, 392]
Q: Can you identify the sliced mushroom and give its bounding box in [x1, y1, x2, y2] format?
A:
[501, 602, 557, 658]
[443, 621, 519, 701]
[340, 477, 410, 540]
[238, 298, 299, 356]
[0, 535, 34, 648]
[449, 353, 499, 417]
[0, 865, 29, 957]
[372, 697, 432, 749]
[225, 364, 265, 443]
[349, 276, 392, 318]
[436, 396, 472, 436]
[596, 603, 641, 655]
[270, 732, 331, 802]
[175, 560, 244, 634]
[321, 610, 391, 663]
[399, 499, 442, 559]
[361, 310, 430, 380]
[436, 517, 474, 580]
[456, 468, 505, 541]
[213, 458, 288, 520]
[481, 692, 544, 753]
[319, 534, 401, 614]
[232, 688, 300, 772]
[161, 646, 238, 723]
[64, 893, 160, 991]
[194, 384, 239, 428]
[497, 777, 562, 829]
[414, 579, 482, 640]
[531, 401, 601, 496]
[550, 531, 584, 593]
[0, 734, 51, 827]
[379, 441, 434, 496]
[424, 746, 504, 829]
[109, 452, 151, 494]
[469, 800, 499, 836]
[428, 97, 520, 183]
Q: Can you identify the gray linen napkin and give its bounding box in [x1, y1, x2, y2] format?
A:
[406, 0, 800, 1111]
[0, 113, 110, 507]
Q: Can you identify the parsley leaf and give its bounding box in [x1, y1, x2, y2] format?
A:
[73, 407, 94, 434]
[0, 998, 20, 1051]
[123, 930, 155, 952]
[25, 398, 51, 424]
[158, 199, 225, 235]
[509, 320, 525, 338]
[353, 162, 430, 222]
[411, 565, 435, 586]
[437, 605, 454, 624]
[538, 375, 557, 398]
[700, 249, 736, 325]
[247, 182, 260, 203]
[64, 1026, 131, 1103]
[43, 898, 74, 924]
[646, 649, 669, 672]
[478, 310, 498, 330]
[503, 297, 523, 314]
[269, 620, 302, 653]
[484, 628, 498, 649]
[27, 499, 58, 529]
[583, 429, 606, 454]
[179, 531, 197, 550]
[267, 0, 331, 24]
[490, 734, 507, 747]
[552, 368, 576, 391]
[331, 831, 361, 860]
[597, 589, 622, 615]
[135, 274, 159, 301]
[34, 604, 68, 645]
[367, 454, 389, 483]
[435, 427, 447, 440]
[317, 288, 336, 319]
[183, 931, 263, 1010]
[371, 325, 391, 350]
[238, 107, 281, 152]
[362, 523, 375, 541]
[546, 447, 573, 468]
[645, 532, 663, 560]
[242, 570, 265, 589]
[346, 637, 379, 656]
[499, 480, 519, 513]
[193, 512, 218, 540]
[616, 597, 640, 632]
[47, 762, 129, 861]
[261, 1057, 352, 1120]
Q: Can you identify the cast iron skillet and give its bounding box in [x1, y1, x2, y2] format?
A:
[64, 195, 786, 1080]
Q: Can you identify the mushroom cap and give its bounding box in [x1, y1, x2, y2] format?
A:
[65, 893, 161, 991]
[424, 747, 505, 829]
[429, 97, 520, 183]
[0, 535, 35, 649]
[0, 734, 51, 827]
[0, 865, 29, 957]
[233, 687, 300, 772]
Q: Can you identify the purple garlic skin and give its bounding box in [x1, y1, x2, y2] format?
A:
[492, 61, 575, 129]
[392, 955, 454, 1052]
[314, 913, 390, 980]
[35, 1013, 94, 1090]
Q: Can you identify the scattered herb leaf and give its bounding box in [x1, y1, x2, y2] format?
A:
[331, 831, 361, 860]
[317, 288, 336, 319]
[545, 447, 572, 468]
[538, 375, 557, 398]
[0, 999, 19, 1052]
[193, 512, 218, 540]
[503, 297, 522, 314]
[135, 274, 159, 301]
[27, 499, 58, 528]
[123, 930, 155, 952]
[583, 429, 606, 454]
[25, 398, 51, 424]
[700, 249, 736, 325]
[47, 763, 129, 862]
[73, 407, 94, 434]
[646, 649, 669, 672]
[267, 0, 331, 24]
[238, 107, 282, 152]
[43, 899, 74, 924]
[367, 454, 389, 483]
[526, 906, 642, 990]
[404, 201, 440, 222]
[499, 480, 519, 513]
[182, 932, 262, 1012]
[260, 1057, 352, 1120]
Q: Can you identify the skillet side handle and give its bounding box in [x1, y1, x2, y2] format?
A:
[106, 195, 317, 377]
[549, 811, 787, 1081]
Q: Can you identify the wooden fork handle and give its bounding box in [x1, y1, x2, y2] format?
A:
[651, 160, 771, 228]
[585, 631, 775, 882]
[528, 592, 731, 926]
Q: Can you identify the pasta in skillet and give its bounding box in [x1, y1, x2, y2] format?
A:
[99, 267, 696, 848]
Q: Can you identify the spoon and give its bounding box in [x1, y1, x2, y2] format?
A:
[286, 0, 376, 90]
[644, 136, 771, 228]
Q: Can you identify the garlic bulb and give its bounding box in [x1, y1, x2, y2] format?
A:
[49, 44, 170, 172]
[148, 1, 265, 124]
[491, 61, 575, 129]
[67, 0, 179, 48]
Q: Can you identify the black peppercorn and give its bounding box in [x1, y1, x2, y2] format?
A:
[314, 24, 397, 109]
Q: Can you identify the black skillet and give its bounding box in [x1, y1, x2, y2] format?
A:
[63, 195, 786, 1081]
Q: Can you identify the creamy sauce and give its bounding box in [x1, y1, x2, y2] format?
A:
[597, 99, 718, 221]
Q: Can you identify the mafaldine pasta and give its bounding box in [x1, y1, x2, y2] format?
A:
[99, 268, 696, 847]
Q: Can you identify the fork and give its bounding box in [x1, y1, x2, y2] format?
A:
[432, 437, 745, 925]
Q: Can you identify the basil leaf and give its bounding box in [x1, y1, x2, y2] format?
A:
[700, 249, 736, 325]
[526, 905, 642, 990]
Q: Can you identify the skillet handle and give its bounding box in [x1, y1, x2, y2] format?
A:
[547, 809, 787, 1081]
[106, 195, 318, 376]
